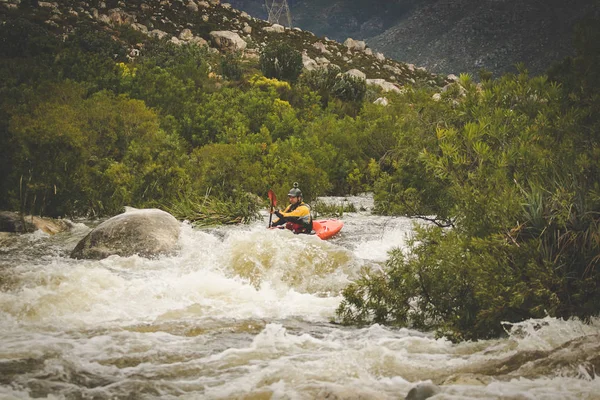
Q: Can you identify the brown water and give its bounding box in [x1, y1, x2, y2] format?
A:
[1, 197, 599, 399]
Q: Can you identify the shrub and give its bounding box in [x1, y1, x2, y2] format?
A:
[331, 73, 367, 103]
[220, 53, 243, 81]
[259, 41, 303, 82]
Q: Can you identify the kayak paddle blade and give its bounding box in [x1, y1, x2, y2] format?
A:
[268, 189, 277, 207]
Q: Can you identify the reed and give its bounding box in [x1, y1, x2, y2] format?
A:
[312, 199, 356, 218]
[165, 190, 262, 227]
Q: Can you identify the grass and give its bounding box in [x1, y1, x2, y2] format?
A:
[164, 190, 262, 227]
[312, 199, 357, 218]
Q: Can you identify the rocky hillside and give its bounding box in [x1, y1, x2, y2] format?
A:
[229, 0, 598, 76]
[228, 0, 412, 42]
[0, 0, 448, 91]
[369, 0, 598, 76]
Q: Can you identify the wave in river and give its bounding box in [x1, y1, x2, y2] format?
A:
[1, 204, 599, 399]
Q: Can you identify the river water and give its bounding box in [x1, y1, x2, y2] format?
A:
[1, 196, 599, 399]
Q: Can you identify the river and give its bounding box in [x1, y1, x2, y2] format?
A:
[1, 196, 599, 399]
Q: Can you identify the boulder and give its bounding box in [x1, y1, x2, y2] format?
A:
[312, 41, 332, 55]
[209, 30, 247, 52]
[373, 97, 389, 106]
[263, 24, 285, 33]
[405, 383, 441, 400]
[179, 28, 194, 41]
[367, 78, 401, 93]
[70, 208, 180, 260]
[344, 38, 366, 52]
[0, 212, 35, 233]
[345, 68, 366, 80]
[0, 212, 72, 234]
[186, 0, 198, 12]
[302, 53, 318, 71]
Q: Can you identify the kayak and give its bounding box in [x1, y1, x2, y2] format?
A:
[269, 219, 344, 240]
[312, 219, 344, 240]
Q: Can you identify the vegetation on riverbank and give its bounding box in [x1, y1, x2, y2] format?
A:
[0, 8, 598, 340]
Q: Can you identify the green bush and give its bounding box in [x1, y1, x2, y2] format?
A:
[220, 53, 244, 81]
[337, 68, 600, 341]
[259, 41, 303, 82]
[331, 73, 367, 103]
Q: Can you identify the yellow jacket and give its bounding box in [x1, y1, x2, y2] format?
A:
[273, 202, 313, 233]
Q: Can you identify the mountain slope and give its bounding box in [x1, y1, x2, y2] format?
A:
[0, 0, 443, 87]
[368, 0, 598, 76]
[229, 0, 598, 76]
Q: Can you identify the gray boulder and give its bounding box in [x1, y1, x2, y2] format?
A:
[0, 211, 72, 234]
[0, 212, 35, 233]
[71, 208, 180, 260]
[209, 30, 247, 52]
[406, 382, 441, 400]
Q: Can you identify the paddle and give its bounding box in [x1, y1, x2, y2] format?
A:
[267, 189, 277, 228]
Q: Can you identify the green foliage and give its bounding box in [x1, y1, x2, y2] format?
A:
[220, 53, 244, 81]
[0, 18, 58, 58]
[312, 199, 356, 218]
[331, 73, 367, 103]
[165, 191, 262, 227]
[5, 82, 187, 216]
[338, 59, 600, 340]
[299, 66, 366, 106]
[259, 41, 303, 82]
[3, 7, 600, 343]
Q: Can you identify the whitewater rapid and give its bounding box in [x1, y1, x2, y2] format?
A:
[1, 196, 599, 399]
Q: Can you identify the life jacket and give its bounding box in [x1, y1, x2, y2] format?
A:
[281, 202, 313, 234]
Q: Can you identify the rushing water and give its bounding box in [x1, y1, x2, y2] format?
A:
[1, 196, 599, 400]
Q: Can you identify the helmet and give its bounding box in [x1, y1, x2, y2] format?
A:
[287, 182, 302, 197]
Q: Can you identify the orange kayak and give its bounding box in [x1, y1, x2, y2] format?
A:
[312, 219, 344, 240]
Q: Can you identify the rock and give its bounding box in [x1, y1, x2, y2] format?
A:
[38, 2, 57, 8]
[344, 37, 366, 51]
[312, 41, 331, 55]
[315, 56, 330, 66]
[384, 64, 402, 74]
[149, 29, 169, 39]
[107, 8, 135, 26]
[345, 68, 366, 80]
[179, 28, 194, 41]
[243, 48, 259, 60]
[186, 0, 198, 12]
[263, 24, 285, 33]
[0, 211, 71, 234]
[374, 97, 389, 106]
[405, 382, 441, 400]
[242, 23, 252, 34]
[209, 30, 247, 52]
[432, 93, 442, 101]
[302, 53, 318, 71]
[190, 36, 208, 47]
[366, 78, 401, 93]
[0, 212, 35, 233]
[197, 0, 209, 8]
[130, 22, 148, 33]
[70, 208, 180, 260]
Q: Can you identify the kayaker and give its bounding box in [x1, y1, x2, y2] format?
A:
[270, 183, 313, 234]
